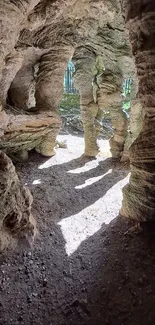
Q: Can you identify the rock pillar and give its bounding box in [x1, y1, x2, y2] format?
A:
[120, 0, 155, 221]
[73, 47, 99, 157]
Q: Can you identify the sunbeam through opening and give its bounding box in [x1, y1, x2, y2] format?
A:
[58, 173, 130, 256]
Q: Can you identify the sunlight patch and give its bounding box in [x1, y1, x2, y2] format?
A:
[38, 135, 110, 170]
[99, 140, 111, 158]
[75, 169, 112, 189]
[67, 159, 100, 174]
[58, 174, 130, 256]
[32, 179, 41, 185]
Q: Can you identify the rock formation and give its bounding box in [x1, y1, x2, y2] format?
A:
[72, 10, 139, 158]
[120, 0, 155, 221]
[0, 0, 151, 246]
[0, 1, 75, 159]
[0, 0, 135, 159]
[73, 47, 99, 157]
[0, 151, 35, 250]
[121, 77, 143, 162]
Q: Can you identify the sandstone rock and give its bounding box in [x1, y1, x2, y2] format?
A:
[0, 111, 62, 158]
[121, 99, 143, 162]
[73, 16, 132, 158]
[0, 151, 35, 250]
[0, 0, 135, 159]
[0, 0, 152, 247]
[120, 0, 155, 221]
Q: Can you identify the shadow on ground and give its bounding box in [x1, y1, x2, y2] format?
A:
[0, 152, 155, 325]
[17, 153, 129, 223]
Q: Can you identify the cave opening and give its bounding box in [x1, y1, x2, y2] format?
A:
[59, 60, 81, 137]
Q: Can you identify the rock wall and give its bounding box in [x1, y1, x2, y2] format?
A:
[0, 1, 76, 158]
[0, 151, 36, 250]
[120, 0, 155, 221]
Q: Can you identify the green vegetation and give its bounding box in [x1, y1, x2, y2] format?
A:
[59, 93, 80, 115]
[123, 101, 130, 110]
[122, 79, 132, 117]
[59, 93, 82, 132]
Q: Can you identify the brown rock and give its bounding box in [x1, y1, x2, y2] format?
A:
[0, 151, 35, 250]
[120, 0, 155, 221]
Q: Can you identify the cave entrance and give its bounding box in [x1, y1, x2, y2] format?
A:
[59, 60, 81, 136]
[121, 78, 132, 117]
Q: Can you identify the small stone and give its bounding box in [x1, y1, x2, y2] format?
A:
[24, 269, 29, 275]
[137, 278, 143, 285]
[81, 298, 88, 305]
[142, 274, 147, 281]
[27, 297, 31, 304]
[43, 279, 47, 287]
[147, 287, 152, 294]
[18, 316, 23, 322]
[133, 299, 137, 306]
[101, 287, 106, 294]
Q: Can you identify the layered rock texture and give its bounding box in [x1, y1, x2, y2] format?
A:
[120, 0, 155, 221]
[121, 76, 143, 162]
[0, 0, 150, 245]
[0, 0, 137, 159]
[0, 1, 74, 159]
[0, 151, 35, 250]
[72, 15, 140, 158]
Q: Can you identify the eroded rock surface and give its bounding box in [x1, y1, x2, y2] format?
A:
[0, 151, 35, 249]
[0, 0, 149, 246]
[0, 0, 75, 157]
[120, 0, 155, 221]
[0, 110, 61, 159]
[72, 9, 139, 158]
[0, 0, 137, 159]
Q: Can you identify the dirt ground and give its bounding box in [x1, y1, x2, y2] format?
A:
[1, 135, 155, 325]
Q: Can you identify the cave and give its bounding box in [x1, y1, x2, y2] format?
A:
[0, 0, 155, 324]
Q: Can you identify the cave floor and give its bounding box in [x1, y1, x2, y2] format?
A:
[1, 135, 155, 325]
